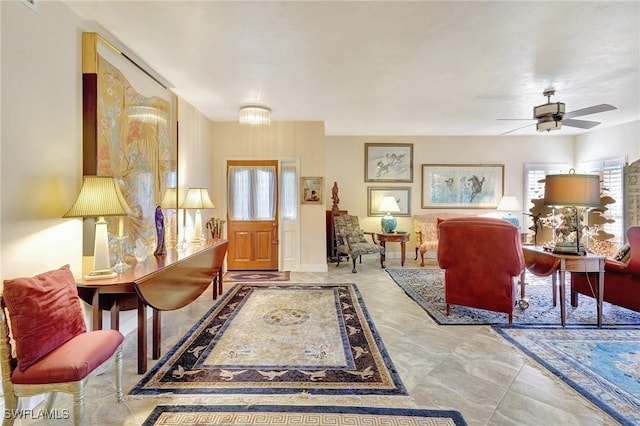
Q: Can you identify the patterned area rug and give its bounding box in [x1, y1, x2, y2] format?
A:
[224, 270, 290, 282]
[387, 269, 640, 325]
[494, 327, 640, 426]
[142, 405, 468, 425]
[130, 283, 406, 395]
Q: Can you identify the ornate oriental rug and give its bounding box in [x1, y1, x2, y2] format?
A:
[494, 327, 640, 426]
[142, 405, 468, 425]
[130, 283, 406, 396]
[387, 269, 640, 326]
[224, 270, 290, 282]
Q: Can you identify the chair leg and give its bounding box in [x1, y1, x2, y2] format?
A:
[420, 251, 425, 267]
[445, 304, 450, 316]
[351, 257, 357, 273]
[3, 393, 18, 426]
[415, 247, 418, 261]
[72, 386, 86, 426]
[508, 313, 513, 324]
[44, 392, 57, 411]
[115, 344, 123, 403]
[571, 291, 579, 307]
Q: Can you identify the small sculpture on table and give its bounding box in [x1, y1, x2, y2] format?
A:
[154, 205, 166, 256]
[331, 182, 340, 214]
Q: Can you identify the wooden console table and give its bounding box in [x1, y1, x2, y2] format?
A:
[521, 245, 605, 326]
[76, 239, 228, 373]
[376, 232, 410, 267]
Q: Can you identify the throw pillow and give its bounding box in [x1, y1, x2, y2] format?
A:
[3, 265, 86, 371]
[614, 243, 631, 262]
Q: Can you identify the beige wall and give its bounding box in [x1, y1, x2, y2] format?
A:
[1, 0, 639, 279]
[211, 121, 326, 269]
[576, 120, 640, 166]
[1, 1, 84, 280]
[324, 134, 576, 256]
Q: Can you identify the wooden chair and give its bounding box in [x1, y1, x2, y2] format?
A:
[1, 265, 124, 426]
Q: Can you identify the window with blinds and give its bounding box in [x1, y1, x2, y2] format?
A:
[523, 163, 571, 239]
[582, 158, 625, 244]
[523, 162, 571, 212]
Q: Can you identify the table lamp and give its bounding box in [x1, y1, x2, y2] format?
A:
[497, 195, 521, 227]
[179, 187, 215, 243]
[543, 170, 600, 255]
[63, 176, 132, 273]
[378, 196, 401, 233]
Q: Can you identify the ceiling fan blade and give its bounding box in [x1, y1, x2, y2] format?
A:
[500, 122, 535, 135]
[562, 118, 601, 129]
[564, 104, 617, 119]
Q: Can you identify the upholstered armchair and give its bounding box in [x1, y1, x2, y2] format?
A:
[570, 226, 640, 313]
[333, 214, 385, 273]
[1, 265, 124, 426]
[437, 217, 525, 323]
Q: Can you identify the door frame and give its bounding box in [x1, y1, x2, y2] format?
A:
[223, 157, 301, 271]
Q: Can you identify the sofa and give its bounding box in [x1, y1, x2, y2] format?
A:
[570, 226, 640, 313]
[437, 217, 525, 323]
[413, 212, 476, 266]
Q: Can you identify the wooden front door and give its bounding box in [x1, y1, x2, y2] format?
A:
[226, 160, 279, 270]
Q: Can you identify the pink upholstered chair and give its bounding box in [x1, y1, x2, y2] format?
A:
[1, 265, 124, 426]
[437, 217, 525, 323]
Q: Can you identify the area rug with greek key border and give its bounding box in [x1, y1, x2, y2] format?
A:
[142, 404, 468, 426]
[494, 326, 640, 426]
[223, 270, 290, 282]
[130, 283, 406, 396]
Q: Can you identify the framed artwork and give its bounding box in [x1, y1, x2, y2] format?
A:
[367, 187, 411, 217]
[421, 164, 504, 209]
[301, 177, 323, 204]
[82, 32, 178, 252]
[364, 143, 413, 182]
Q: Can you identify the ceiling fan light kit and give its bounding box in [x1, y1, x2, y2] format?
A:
[537, 118, 562, 132]
[500, 87, 617, 134]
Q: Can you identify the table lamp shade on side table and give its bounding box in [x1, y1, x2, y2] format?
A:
[378, 196, 401, 234]
[63, 176, 132, 272]
[543, 172, 601, 255]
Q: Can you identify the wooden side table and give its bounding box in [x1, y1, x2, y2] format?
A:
[376, 233, 410, 266]
[521, 245, 605, 326]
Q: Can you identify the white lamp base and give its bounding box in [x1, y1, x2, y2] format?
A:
[93, 216, 111, 272]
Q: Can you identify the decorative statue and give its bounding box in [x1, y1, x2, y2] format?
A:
[153, 205, 166, 256]
[331, 182, 340, 213]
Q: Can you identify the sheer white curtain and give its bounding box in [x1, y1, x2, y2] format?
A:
[280, 165, 298, 220]
[228, 166, 276, 220]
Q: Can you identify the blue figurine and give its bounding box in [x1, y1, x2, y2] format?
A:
[154, 205, 166, 256]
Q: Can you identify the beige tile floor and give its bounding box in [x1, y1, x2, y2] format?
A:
[14, 257, 619, 425]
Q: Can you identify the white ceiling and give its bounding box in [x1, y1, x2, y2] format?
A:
[64, 1, 640, 136]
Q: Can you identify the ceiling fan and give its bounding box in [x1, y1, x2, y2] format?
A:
[499, 87, 617, 135]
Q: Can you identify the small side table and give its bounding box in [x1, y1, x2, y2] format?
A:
[376, 233, 410, 267]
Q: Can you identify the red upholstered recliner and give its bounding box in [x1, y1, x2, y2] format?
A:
[437, 217, 525, 323]
[570, 226, 640, 313]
